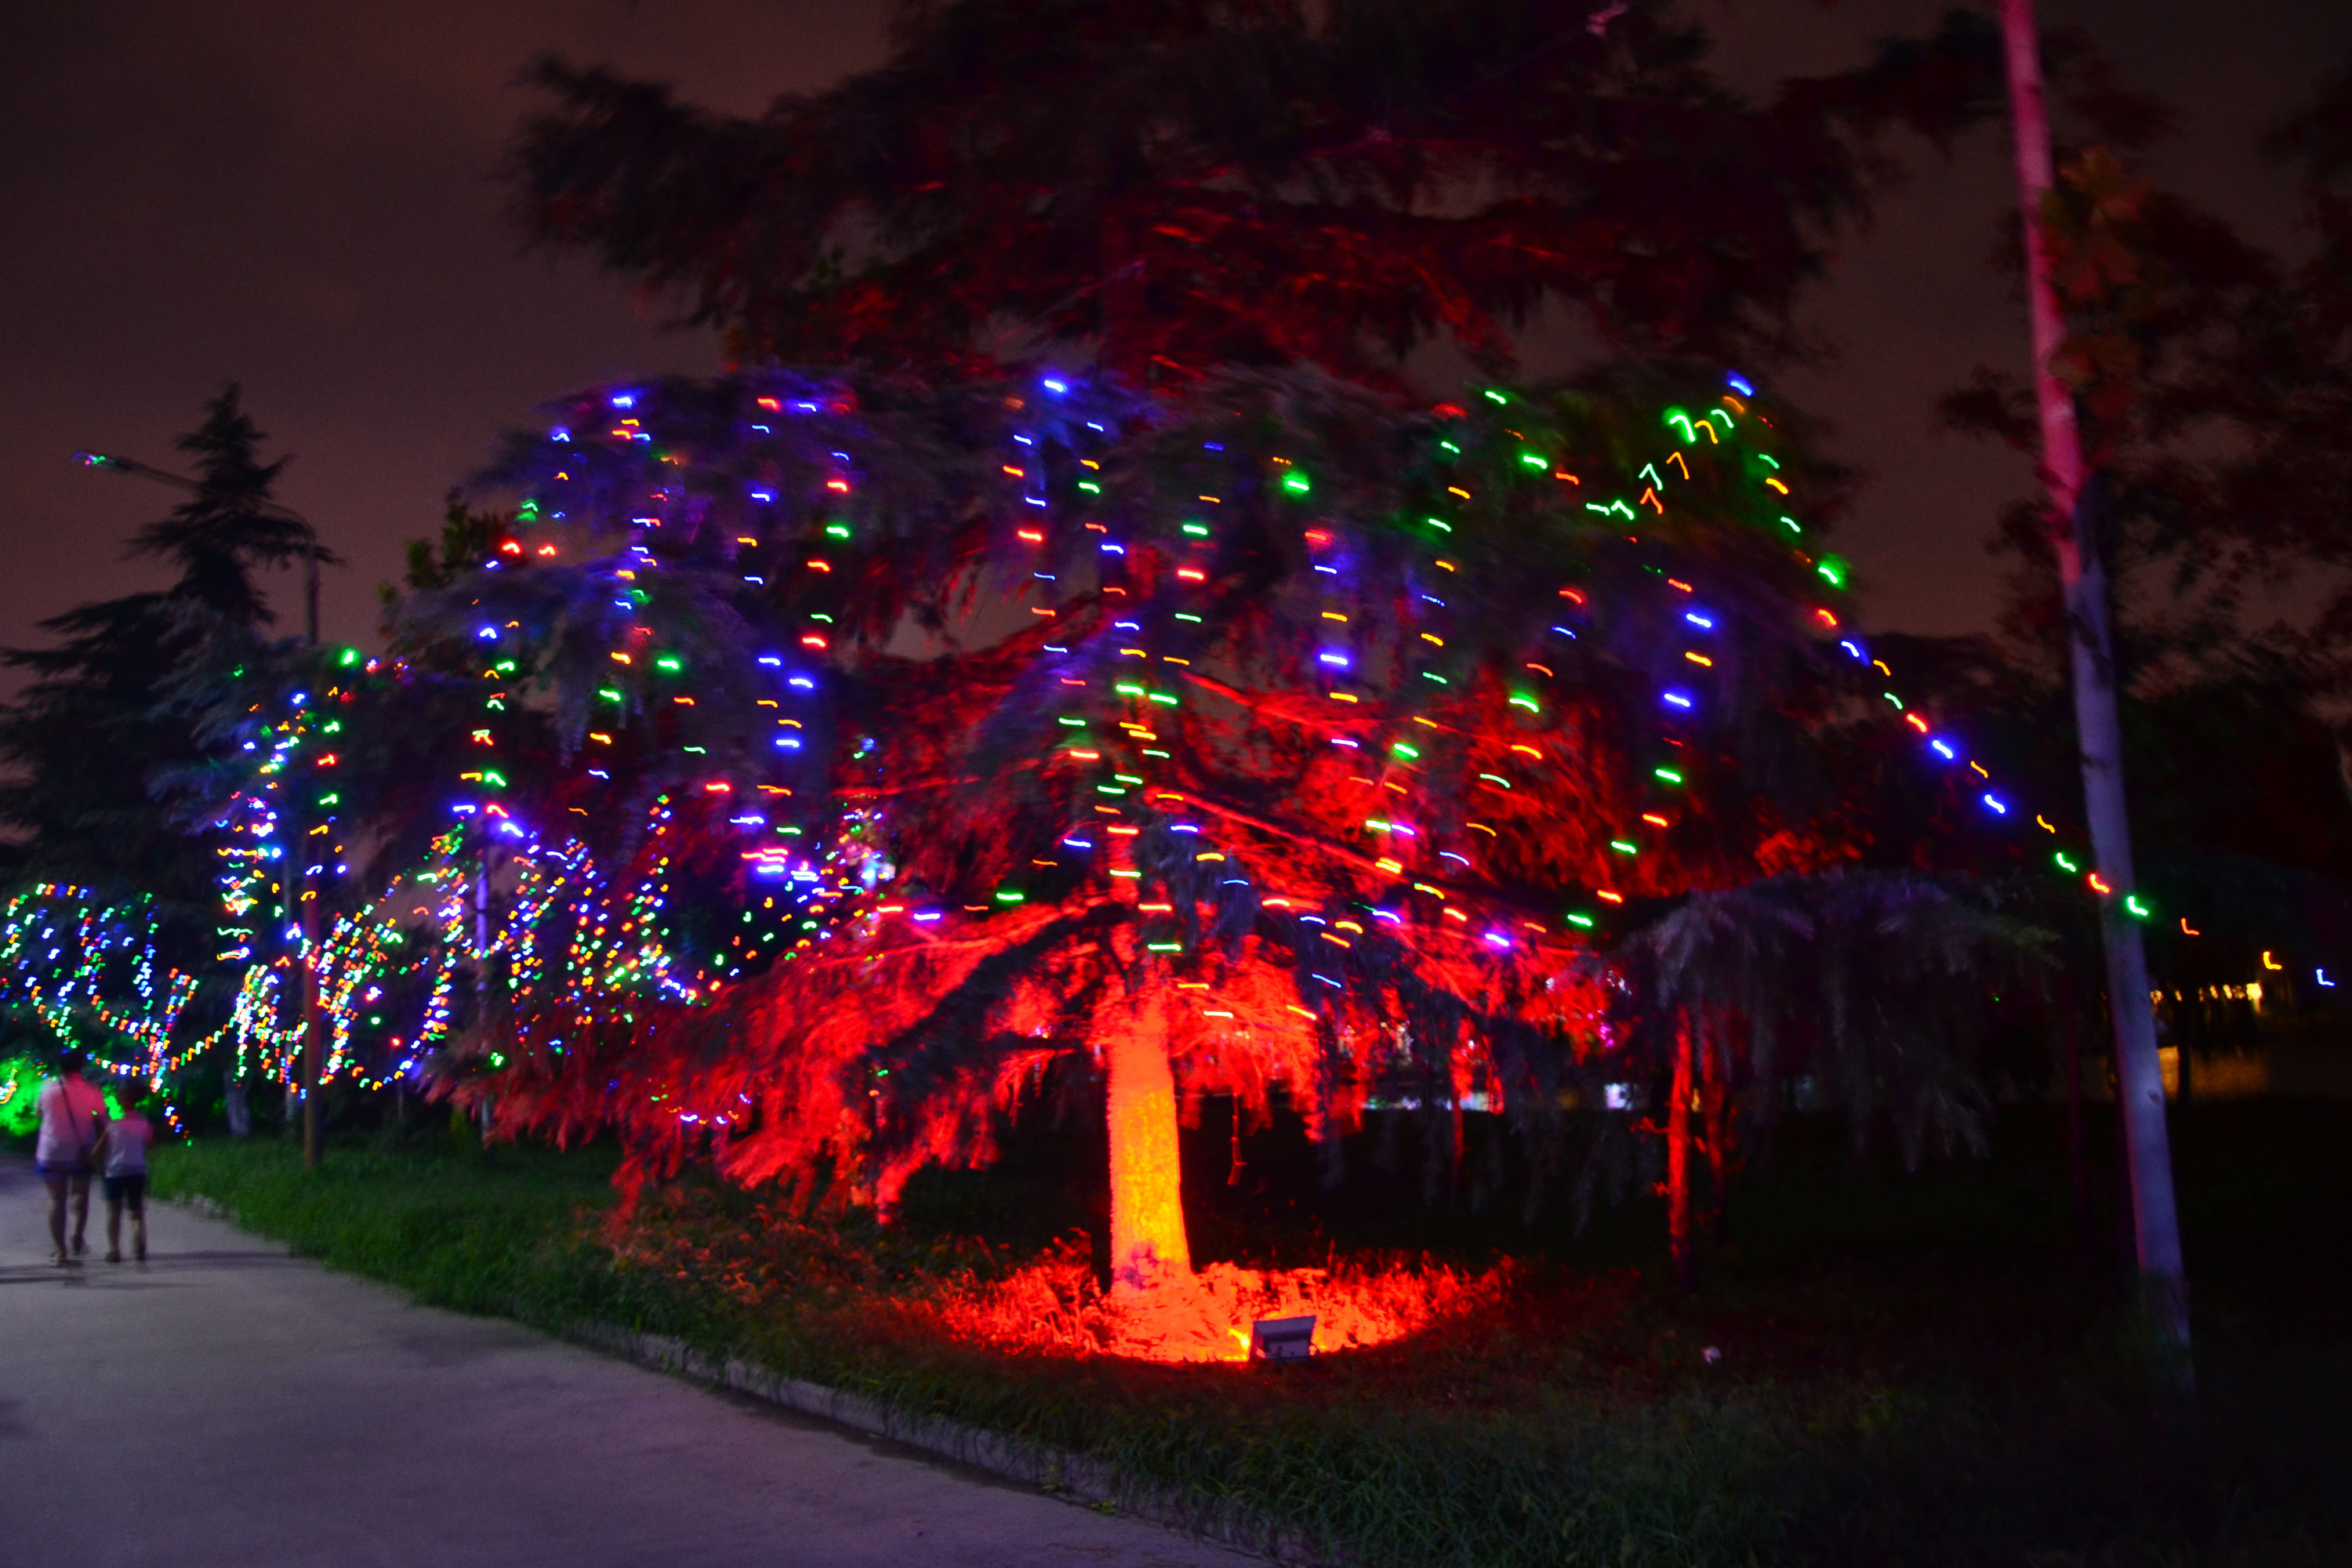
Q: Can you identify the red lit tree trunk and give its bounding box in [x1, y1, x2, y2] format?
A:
[1667, 1022, 1698, 1291]
[1105, 989, 1192, 1294]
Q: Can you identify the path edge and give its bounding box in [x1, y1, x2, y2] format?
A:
[169, 1194, 1330, 1566]
[561, 1323, 1329, 1566]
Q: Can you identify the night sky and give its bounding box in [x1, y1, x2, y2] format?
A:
[4, 2, 2345, 681]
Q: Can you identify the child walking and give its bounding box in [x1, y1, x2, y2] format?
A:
[99, 1096, 153, 1265]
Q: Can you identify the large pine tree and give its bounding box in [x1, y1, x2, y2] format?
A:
[396, 0, 2040, 1311]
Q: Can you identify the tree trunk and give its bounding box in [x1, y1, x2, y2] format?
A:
[1999, 0, 2192, 1370]
[1668, 1022, 1697, 1292]
[301, 881, 323, 1171]
[474, 854, 498, 1159]
[223, 1071, 250, 1138]
[1105, 989, 1192, 1294]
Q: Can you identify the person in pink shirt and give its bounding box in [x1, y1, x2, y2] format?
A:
[35, 1052, 110, 1265]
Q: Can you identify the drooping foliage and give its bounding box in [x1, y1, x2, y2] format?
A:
[409, 358, 2044, 1228]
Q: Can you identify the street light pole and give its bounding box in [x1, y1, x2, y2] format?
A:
[75, 448, 332, 1168]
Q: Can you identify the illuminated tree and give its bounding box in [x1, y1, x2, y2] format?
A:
[441, 360, 1987, 1309]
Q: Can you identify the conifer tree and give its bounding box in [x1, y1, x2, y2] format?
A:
[0, 387, 314, 934]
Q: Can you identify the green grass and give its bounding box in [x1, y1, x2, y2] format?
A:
[152, 1103, 2352, 1567]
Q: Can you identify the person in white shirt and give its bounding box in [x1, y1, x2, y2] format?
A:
[35, 1053, 110, 1265]
[100, 1097, 154, 1265]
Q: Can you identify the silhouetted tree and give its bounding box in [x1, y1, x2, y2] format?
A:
[0, 386, 312, 935]
[509, 0, 1999, 383]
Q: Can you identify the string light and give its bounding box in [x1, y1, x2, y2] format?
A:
[9, 363, 2318, 1135]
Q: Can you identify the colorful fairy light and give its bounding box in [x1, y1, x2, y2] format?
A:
[9, 361, 2315, 1145]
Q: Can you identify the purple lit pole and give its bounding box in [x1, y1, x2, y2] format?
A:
[1995, 2, 2190, 1374]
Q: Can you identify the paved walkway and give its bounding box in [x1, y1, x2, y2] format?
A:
[1, 1160, 1252, 1567]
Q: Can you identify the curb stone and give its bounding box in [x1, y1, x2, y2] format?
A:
[162, 1196, 1331, 1565]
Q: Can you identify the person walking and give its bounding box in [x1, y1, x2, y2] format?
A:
[35, 1052, 110, 1265]
[99, 1094, 154, 1265]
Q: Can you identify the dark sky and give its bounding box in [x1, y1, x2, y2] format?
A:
[3, 2, 2345, 677]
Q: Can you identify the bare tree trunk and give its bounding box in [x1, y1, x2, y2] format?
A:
[1106, 989, 1192, 1295]
[1668, 1022, 1697, 1292]
[301, 880, 322, 1171]
[474, 855, 497, 1159]
[2000, 0, 2192, 1372]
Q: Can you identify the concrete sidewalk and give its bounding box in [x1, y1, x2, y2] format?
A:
[1, 1160, 1253, 1567]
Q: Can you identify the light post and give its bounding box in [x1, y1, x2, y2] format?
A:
[74, 448, 333, 1170]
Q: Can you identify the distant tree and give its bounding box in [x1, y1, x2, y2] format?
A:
[1944, 49, 2352, 689]
[508, 0, 1999, 383]
[0, 387, 314, 935]
[2192, 52, 2352, 669]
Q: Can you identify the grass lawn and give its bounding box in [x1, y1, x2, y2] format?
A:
[150, 1098, 2352, 1567]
